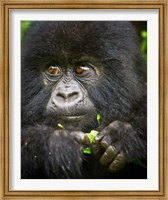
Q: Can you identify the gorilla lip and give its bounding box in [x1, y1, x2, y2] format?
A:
[58, 114, 86, 121]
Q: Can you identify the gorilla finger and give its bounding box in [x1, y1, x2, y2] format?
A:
[94, 134, 104, 144]
[100, 145, 118, 166]
[95, 128, 108, 141]
[91, 134, 107, 157]
[92, 135, 114, 158]
[91, 141, 102, 158]
[73, 131, 90, 145]
[108, 154, 127, 173]
[100, 135, 112, 149]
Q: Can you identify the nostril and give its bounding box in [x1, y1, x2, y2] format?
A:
[68, 92, 78, 99]
[56, 91, 79, 102]
[56, 92, 68, 101]
[51, 92, 66, 106]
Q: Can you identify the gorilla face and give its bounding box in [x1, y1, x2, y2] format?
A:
[44, 62, 97, 130]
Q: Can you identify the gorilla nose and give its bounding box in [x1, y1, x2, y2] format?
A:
[56, 91, 80, 103]
[50, 80, 84, 107]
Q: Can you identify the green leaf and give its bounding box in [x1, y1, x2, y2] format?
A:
[141, 31, 147, 38]
[132, 159, 147, 168]
[83, 147, 91, 154]
[86, 130, 99, 144]
[83, 130, 99, 154]
[57, 124, 64, 129]
[96, 113, 101, 125]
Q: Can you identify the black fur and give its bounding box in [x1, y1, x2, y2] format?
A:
[21, 21, 147, 179]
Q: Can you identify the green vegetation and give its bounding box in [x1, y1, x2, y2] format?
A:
[83, 114, 100, 154]
[140, 30, 147, 61]
[83, 130, 99, 154]
[132, 159, 147, 168]
[57, 123, 64, 129]
[21, 21, 31, 43]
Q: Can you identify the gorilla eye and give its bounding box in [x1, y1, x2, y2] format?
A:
[47, 66, 61, 75]
[74, 65, 90, 75]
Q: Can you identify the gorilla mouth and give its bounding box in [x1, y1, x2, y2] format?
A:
[58, 114, 86, 121]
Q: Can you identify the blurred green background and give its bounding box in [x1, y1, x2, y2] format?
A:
[21, 21, 147, 62]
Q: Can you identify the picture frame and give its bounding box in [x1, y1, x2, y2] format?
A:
[0, 0, 167, 199]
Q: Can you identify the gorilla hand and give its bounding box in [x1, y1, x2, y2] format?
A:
[45, 130, 90, 178]
[91, 121, 139, 173]
[21, 127, 90, 179]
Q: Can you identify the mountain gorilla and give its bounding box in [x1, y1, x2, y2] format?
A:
[21, 21, 147, 179]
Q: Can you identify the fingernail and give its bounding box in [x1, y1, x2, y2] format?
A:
[95, 135, 103, 141]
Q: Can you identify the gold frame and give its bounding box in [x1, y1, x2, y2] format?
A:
[0, 0, 167, 199]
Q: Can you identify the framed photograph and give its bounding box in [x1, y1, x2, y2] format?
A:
[0, 0, 167, 199]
